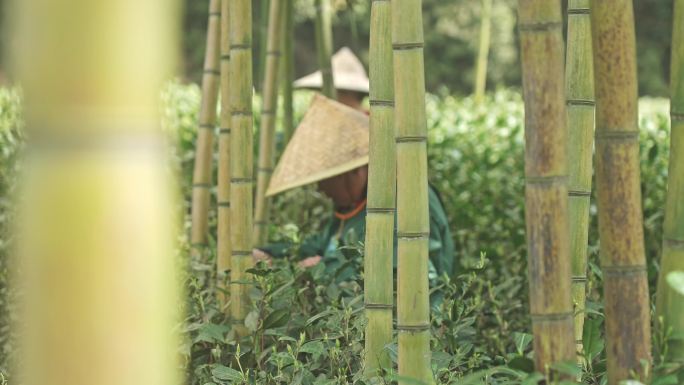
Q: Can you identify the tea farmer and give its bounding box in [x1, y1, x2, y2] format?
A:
[253, 94, 455, 285]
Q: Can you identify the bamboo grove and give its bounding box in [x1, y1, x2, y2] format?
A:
[184, 0, 681, 382]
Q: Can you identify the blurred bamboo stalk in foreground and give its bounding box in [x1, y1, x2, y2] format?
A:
[564, 0, 595, 368]
[254, 0, 284, 247]
[217, 0, 232, 312]
[190, 0, 221, 262]
[12, 1, 182, 385]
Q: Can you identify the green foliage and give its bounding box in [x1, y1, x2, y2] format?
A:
[0, 84, 680, 384]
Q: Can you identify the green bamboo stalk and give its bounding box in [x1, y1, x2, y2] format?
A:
[314, 0, 336, 99]
[517, 0, 575, 377]
[473, 0, 492, 104]
[257, 0, 270, 90]
[13, 0, 181, 384]
[217, 0, 231, 312]
[565, 0, 595, 366]
[656, 0, 684, 366]
[392, 0, 433, 383]
[281, 0, 295, 144]
[190, 0, 221, 262]
[364, 0, 395, 375]
[229, 0, 255, 337]
[590, 1, 652, 383]
[254, 0, 284, 247]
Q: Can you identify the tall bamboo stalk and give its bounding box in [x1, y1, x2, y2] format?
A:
[13, 1, 181, 385]
[517, 0, 575, 376]
[314, 0, 336, 99]
[473, 0, 492, 104]
[281, 0, 295, 144]
[565, 0, 595, 365]
[230, 0, 255, 337]
[254, 0, 284, 247]
[190, 0, 221, 261]
[656, 0, 684, 365]
[392, 0, 433, 383]
[590, 1, 652, 383]
[217, 0, 231, 312]
[364, 0, 395, 375]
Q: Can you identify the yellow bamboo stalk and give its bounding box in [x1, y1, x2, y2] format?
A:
[254, 0, 284, 247]
[565, 0, 595, 366]
[590, 1, 652, 383]
[655, 0, 684, 367]
[217, 0, 232, 312]
[230, 0, 255, 337]
[364, 0, 395, 375]
[392, 0, 433, 383]
[314, 0, 336, 99]
[281, 0, 295, 144]
[473, 0, 492, 104]
[517, 0, 575, 377]
[12, 1, 181, 385]
[190, 0, 221, 261]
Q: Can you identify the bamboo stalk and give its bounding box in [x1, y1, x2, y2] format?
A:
[656, 0, 684, 365]
[230, 0, 255, 337]
[281, 0, 295, 144]
[565, 0, 595, 366]
[314, 0, 336, 99]
[254, 0, 284, 247]
[392, 0, 433, 383]
[517, 0, 575, 376]
[364, 0, 395, 375]
[190, 0, 221, 262]
[13, 1, 181, 385]
[217, 0, 231, 312]
[590, 1, 652, 383]
[473, 0, 492, 104]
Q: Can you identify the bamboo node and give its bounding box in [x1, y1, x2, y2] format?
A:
[397, 232, 429, 240]
[218, 201, 231, 208]
[266, 50, 282, 56]
[601, 265, 647, 277]
[567, 99, 595, 107]
[518, 22, 562, 33]
[575, 339, 584, 344]
[568, 8, 590, 15]
[525, 175, 567, 185]
[664, 237, 684, 249]
[397, 324, 430, 331]
[193, 183, 212, 188]
[530, 311, 573, 323]
[221, 54, 231, 60]
[396, 136, 427, 143]
[209, 12, 221, 17]
[231, 250, 252, 257]
[366, 207, 395, 214]
[199, 123, 216, 130]
[369, 99, 395, 107]
[595, 131, 639, 142]
[365, 303, 393, 309]
[203, 69, 221, 76]
[261, 109, 276, 115]
[191, 242, 208, 248]
[392, 42, 424, 51]
[371, 0, 390, 2]
[571, 275, 588, 282]
[231, 178, 254, 184]
[671, 111, 684, 121]
[219, 128, 231, 134]
[230, 44, 251, 50]
[232, 110, 253, 116]
[568, 190, 591, 197]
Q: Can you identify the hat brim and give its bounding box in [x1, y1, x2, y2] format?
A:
[293, 72, 369, 94]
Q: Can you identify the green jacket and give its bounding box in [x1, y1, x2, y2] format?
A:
[261, 185, 456, 281]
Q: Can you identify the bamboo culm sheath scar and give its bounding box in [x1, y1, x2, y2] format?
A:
[364, 0, 395, 375]
[590, 1, 652, 383]
[518, 0, 575, 378]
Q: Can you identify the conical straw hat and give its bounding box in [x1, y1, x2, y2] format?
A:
[266, 93, 369, 196]
[293, 47, 369, 94]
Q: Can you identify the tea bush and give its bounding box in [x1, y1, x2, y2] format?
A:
[0, 82, 678, 384]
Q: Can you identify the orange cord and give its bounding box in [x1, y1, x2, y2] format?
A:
[334, 199, 367, 221]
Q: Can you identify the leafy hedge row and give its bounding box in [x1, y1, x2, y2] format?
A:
[0, 83, 675, 383]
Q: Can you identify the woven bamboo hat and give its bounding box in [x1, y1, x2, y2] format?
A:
[293, 47, 369, 94]
[266, 93, 369, 196]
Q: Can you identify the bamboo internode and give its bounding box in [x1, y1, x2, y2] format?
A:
[392, 0, 433, 383]
[474, 0, 492, 104]
[254, 0, 284, 247]
[565, 0, 595, 365]
[590, 1, 652, 383]
[217, 0, 232, 312]
[190, 0, 221, 261]
[230, 0, 255, 337]
[364, 0, 395, 374]
[314, 0, 336, 99]
[281, 0, 295, 144]
[518, 0, 575, 376]
[656, 0, 684, 366]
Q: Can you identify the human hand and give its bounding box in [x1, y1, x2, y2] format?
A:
[298, 255, 322, 268]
